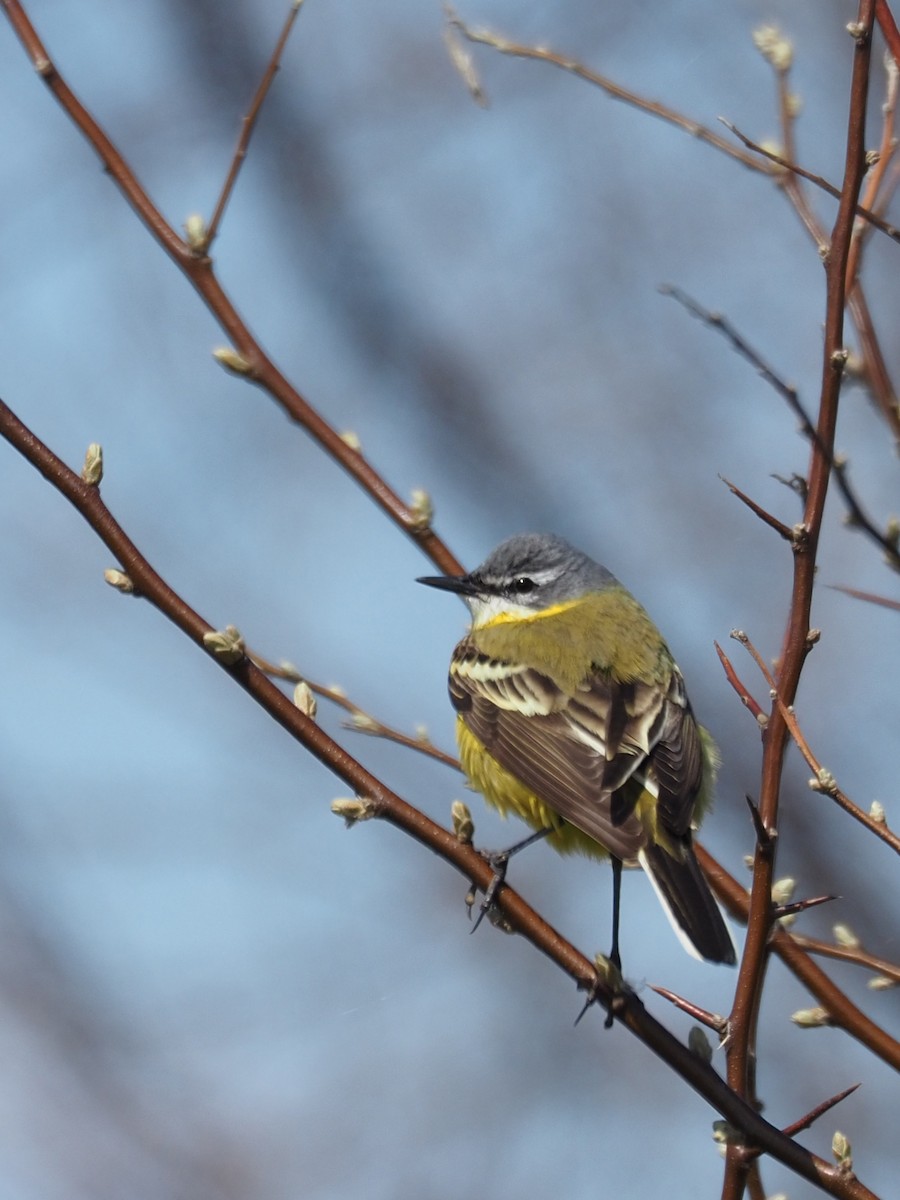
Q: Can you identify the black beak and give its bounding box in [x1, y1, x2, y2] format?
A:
[416, 573, 478, 597]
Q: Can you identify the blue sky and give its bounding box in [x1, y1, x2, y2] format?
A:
[1, 2, 898, 1197]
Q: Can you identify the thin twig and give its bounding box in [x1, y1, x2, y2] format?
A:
[775, 694, 900, 854]
[830, 584, 900, 610]
[444, 6, 774, 173]
[877, 0, 900, 67]
[720, 119, 900, 245]
[0, 395, 880, 1198]
[205, 0, 306, 247]
[248, 650, 460, 768]
[724, 7, 877, 1196]
[790, 933, 900, 984]
[719, 475, 794, 541]
[663, 285, 900, 570]
[714, 641, 767, 724]
[0, 0, 461, 575]
[731, 629, 900, 853]
[782, 1084, 861, 1139]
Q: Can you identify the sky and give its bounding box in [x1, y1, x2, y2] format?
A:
[1, 1, 898, 1198]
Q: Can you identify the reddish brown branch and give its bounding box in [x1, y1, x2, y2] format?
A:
[877, 0, 900, 65]
[725, 16, 877, 1195]
[697, 845, 900, 1072]
[0, 394, 883, 1200]
[0, 0, 461, 577]
[782, 1084, 861, 1139]
[714, 641, 767, 724]
[205, 0, 306, 247]
[720, 119, 900, 246]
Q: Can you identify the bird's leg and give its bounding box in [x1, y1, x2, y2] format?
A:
[470, 826, 553, 932]
[604, 856, 623, 1028]
[609, 855, 623, 970]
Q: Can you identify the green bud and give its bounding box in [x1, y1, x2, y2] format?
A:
[451, 800, 474, 844]
[688, 1026, 713, 1063]
[832, 1130, 852, 1170]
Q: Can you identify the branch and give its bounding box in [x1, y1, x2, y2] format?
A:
[204, 0, 307, 248]
[444, 6, 775, 173]
[724, 8, 878, 1194]
[0, 0, 461, 576]
[0, 395, 884, 1200]
[663, 284, 900, 570]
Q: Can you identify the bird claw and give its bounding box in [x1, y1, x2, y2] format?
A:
[468, 849, 511, 932]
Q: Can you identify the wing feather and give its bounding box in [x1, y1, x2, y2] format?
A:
[450, 637, 701, 860]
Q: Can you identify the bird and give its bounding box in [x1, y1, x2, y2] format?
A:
[418, 532, 736, 968]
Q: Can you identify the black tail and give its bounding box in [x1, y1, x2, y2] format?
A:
[639, 843, 737, 965]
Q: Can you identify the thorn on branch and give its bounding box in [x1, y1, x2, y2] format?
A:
[781, 1083, 860, 1138]
[649, 984, 728, 1036]
[773, 894, 838, 921]
[745, 794, 776, 851]
[719, 475, 793, 540]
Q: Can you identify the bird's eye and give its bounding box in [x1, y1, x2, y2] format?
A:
[511, 576, 535, 594]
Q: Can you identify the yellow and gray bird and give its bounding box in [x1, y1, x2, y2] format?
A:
[418, 532, 736, 967]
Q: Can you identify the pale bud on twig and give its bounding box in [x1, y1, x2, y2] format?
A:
[771, 877, 795, 905]
[81, 443, 103, 486]
[809, 768, 837, 794]
[292, 681, 317, 719]
[212, 346, 253, 376]
[752, 25, 793, 71]
[339, 430, 361, 450]
[184, 213, 208, 251]
[409, 488, 434, 531]
[868, 975, 896, 991]
[833, 923, 860, 949]
[103, 568, 134, 594]
[331, 797, 376, 827]
[869, 800, 886, 824]
[203, 625, 245, 664]
[349, 710, 379, 733]
[711, 1120, 742, 1146]
[832, 1131, 852, 1171]
[451, 800, 474, 844]
[791, 1005, 832, 1028]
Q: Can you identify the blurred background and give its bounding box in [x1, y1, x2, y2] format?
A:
[1, 1, 898, 1197]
